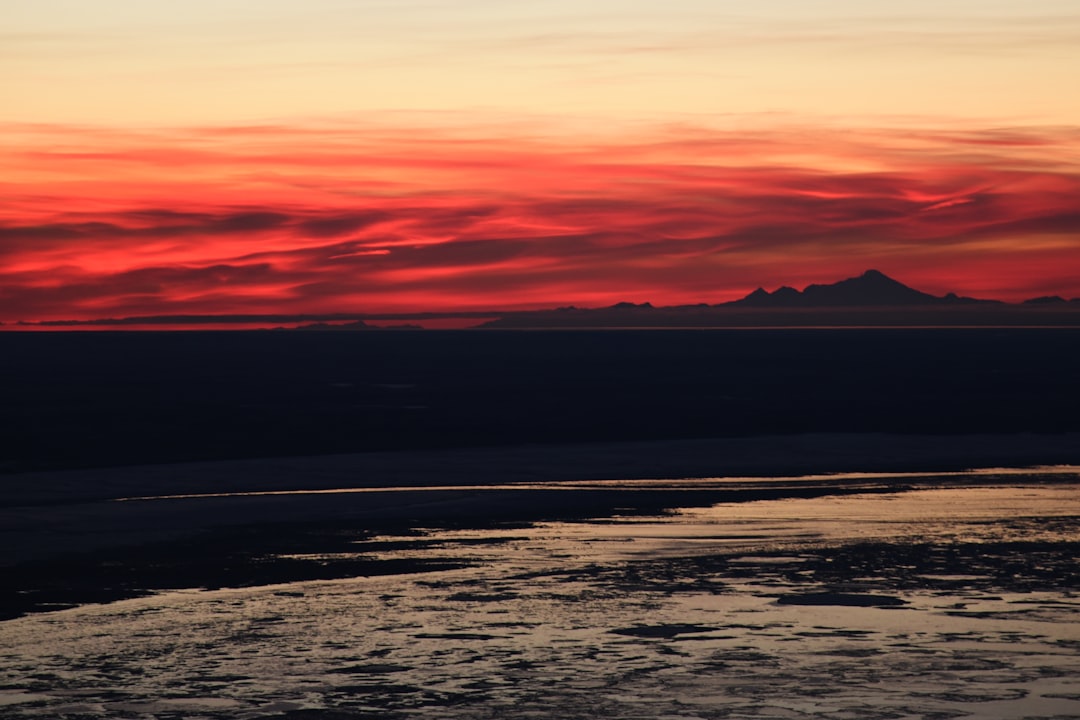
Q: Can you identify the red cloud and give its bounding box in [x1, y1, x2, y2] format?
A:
[1, 121, 1079, 322]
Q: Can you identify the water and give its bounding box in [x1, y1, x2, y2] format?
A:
[2, 478, 1078, 719]
[3, 328, 1078, 472]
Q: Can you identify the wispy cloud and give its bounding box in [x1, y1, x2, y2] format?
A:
[2, 120, 1079, 321]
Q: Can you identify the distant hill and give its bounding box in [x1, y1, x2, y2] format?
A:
[288, 320, 422, 331]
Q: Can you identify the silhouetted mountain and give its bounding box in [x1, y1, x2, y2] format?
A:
[771, 286, 802, 304]
[13, 271, 1076, 331]
[938, 292, 994, 305]
[479, 270, 1079, 328]
[730, 269, 989, 307]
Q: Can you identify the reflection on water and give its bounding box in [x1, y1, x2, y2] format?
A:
[112, 464, 1080, 501]
[2, 480, 1079, 719]
[369, 482, 1080, 568]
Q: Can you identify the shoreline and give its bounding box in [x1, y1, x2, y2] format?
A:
[4, 431, 1080, 564]
[6, 431, 1080, 508]
[3, 431, 1079, 621]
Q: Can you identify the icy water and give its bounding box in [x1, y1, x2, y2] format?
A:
[2, 480, 1079, 720]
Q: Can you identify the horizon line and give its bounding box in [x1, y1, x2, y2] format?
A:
[8, 301, 1080, 328]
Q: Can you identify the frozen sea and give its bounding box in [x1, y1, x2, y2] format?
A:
[2, 470, 1078, 720]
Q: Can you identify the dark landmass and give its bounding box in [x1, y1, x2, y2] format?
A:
[1024, 295, 1070, 304]
[290, 320, 424, 331]
[731, 269, 990, 307]
[8, 270, 1080, 330]
[480, 270, 1080, 328]
[479, 303, 1080, 328]
[15, 311, 503, 327]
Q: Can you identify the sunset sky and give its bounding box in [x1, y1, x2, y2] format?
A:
[4, 0, 1080, 322]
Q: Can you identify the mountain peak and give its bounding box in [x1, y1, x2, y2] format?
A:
[733, 270, 942, 307]
[744, 288, 770, 300]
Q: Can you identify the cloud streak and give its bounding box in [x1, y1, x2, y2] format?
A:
[2, 121, 1079, 322]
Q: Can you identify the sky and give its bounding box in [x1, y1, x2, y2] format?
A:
[3, 0, 1080, 322]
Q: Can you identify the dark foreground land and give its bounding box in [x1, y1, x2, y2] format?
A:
[2, 328, 1078, 473]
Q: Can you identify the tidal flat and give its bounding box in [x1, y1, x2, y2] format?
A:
[1, 471, 1078, 720]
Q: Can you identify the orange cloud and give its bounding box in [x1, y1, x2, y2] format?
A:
[1, 121, 1079, 323]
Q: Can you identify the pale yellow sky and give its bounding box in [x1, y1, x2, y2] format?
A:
[4, 0, 1080, 127]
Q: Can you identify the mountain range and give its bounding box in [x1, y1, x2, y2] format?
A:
[13, 270, 1079, 329]
[479, 270, 1080, 328]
